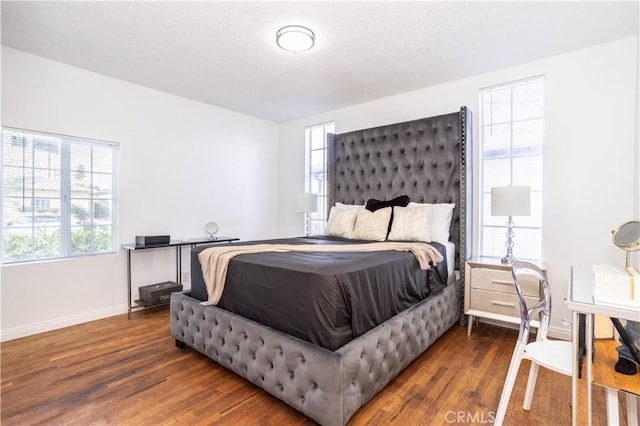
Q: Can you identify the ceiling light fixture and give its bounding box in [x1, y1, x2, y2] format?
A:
[276, 25, 315, 53]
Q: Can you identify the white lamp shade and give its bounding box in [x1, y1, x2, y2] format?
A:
[297, 193, 318, 213]
[491, 186, 531, 216]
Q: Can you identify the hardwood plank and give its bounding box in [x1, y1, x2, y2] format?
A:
[593, 339, 640, 394]
[0, 309, 622, 425]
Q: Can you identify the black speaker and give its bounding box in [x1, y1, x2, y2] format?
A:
[135, 235, 170, 246]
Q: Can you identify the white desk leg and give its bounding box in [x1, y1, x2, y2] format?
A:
[605, 388, 619, 426]
[586, 313, 593, 426]
[627, 393, 639, 426]
[467, 315, 473, 336]
[572, 310, 579, 426]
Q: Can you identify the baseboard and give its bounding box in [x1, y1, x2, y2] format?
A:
[547, 325, 572, 341]
[1, 304, 128, 342]
[478, 318, 572, 341]
[3, 306, 576, 343]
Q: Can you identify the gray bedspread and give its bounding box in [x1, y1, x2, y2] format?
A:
[190, 236, 447, 351]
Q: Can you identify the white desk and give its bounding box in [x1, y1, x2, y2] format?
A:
[566, 266, 640, 426]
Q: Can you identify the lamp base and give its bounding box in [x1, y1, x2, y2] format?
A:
[501, 216, 517, 265]
[304, 213, 310, 237]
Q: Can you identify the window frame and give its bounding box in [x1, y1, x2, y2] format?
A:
[304, 121, 334, 235]
[478, 76, 545, 261]
[1, 127, 119, 264]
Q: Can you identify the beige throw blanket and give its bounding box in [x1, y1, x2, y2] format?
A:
[198, 242, 444, 306]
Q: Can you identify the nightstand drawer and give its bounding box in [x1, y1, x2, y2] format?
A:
[470, 289, 540, 317]
[470, 267, 539, 297]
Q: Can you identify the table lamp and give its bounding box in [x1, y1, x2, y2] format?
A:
[491, 185, 531, 264]
[297, 193, 318, 236]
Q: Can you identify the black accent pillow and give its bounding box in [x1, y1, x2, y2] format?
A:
[365, 195, 410, 212]
[365, 195, 410, 239]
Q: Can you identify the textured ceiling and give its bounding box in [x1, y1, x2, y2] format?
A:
[1, 1, 638, 123]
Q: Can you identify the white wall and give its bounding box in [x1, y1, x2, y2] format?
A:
[278, 36, 640, 338]
[2, 36, 638, 341]
[1, 47, 280, 341]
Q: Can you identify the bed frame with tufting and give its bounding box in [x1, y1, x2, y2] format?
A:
[170, 106, 472, 425]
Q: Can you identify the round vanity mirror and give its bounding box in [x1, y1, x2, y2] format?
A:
[611, 220, 640, 267]
[205, 222, 219, 240]
[612, 220, 640, 249]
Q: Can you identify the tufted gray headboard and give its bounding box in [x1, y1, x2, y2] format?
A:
[327, 107, 472, 270]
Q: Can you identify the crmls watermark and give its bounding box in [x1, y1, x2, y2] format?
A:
[444, 410, 496, 424]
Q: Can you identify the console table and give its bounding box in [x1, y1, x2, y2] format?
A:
[122, 237, 239, 318]
[566, 266, 640, 425]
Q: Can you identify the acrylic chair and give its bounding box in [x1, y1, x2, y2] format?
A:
[494, 261, 574, 426]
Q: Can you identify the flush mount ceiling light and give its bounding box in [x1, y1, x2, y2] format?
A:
[276, 25, 315, 52]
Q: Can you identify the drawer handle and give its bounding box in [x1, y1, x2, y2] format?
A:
[491, 300, 516, 308]
[491, 279, 513, 286]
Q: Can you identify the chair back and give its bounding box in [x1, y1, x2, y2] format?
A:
[511, 261, 551, 346]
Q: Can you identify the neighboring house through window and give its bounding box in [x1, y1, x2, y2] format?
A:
[479, 76, 544, 260]
[305, 121, 334, 235]
[1, 127, 118, 263]
[34, 198, 51, 211]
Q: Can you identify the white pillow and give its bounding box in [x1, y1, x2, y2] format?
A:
[407, 202, 455, 244]
[324, 206, 358, 238]
[388, 205, 433, 242]
[352, 207, 392, 241]
[334, 202, 364, 211]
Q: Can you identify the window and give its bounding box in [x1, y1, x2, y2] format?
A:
[34, 198, 51, 211]
[305, 121, 334, 235]
[1, 127, 118, 263]
[479, 76, 544, 260]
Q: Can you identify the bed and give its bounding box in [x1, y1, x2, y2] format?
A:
[170, 107, 472, 425]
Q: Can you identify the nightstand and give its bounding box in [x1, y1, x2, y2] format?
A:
[464, 257, 547, 335]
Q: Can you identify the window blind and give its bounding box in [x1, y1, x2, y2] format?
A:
[1, 127, 118, 263]
[305, 121, 334, 235]
[479, 76, 545, 260]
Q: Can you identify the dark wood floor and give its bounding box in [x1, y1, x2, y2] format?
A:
[0, 307, 631, 425]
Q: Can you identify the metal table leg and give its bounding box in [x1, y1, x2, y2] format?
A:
[175, 246, 180, 283]
[586, 313, 593, 425]
[127, 249, 132, 320]
[572, 309, 579, 426]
